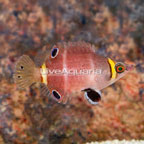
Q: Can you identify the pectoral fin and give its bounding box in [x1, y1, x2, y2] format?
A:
[82, 88, 102, 105]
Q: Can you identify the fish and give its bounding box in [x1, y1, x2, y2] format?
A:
[13, 41, 134, 105]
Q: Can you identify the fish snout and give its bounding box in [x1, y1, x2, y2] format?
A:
[126, 64, 135, 71]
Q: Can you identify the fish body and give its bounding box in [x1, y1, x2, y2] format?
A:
[45, 42, 109, 103]
[14, 41, 134, 105]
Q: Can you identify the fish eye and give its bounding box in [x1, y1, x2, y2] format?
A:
[51, 48, 59, 58]
[115, 62, 125, 73]
[18, 75, 21, 79]
[20, 66, 24, 69]
[52, 90, 61, 100]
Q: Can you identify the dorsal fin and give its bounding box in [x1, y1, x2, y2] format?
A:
[34, 45, 52, 67]
[56, 41, 96, 54]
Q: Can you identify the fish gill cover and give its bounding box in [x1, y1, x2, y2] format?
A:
[0, 0, 144, 144]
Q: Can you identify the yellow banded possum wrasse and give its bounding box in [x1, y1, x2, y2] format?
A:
[13, 41, 134, 105]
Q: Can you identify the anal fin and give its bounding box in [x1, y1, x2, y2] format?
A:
[40, 83, 51, 97]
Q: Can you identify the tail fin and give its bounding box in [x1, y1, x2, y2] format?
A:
[13, 55, 40, 89]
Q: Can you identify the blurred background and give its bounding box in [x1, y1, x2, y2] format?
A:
[0, 0, 144, 143]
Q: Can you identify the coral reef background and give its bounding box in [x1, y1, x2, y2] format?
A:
[0, 0, 144, 143]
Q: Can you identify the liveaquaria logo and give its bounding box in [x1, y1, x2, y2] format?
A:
[40, 68, 102, 76]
